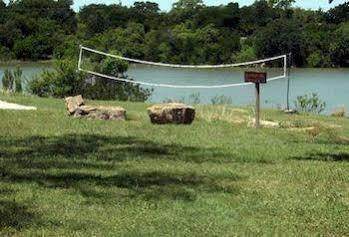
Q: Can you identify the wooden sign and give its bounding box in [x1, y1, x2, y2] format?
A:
[244, 71, 268, 128]
[245, 72, 267, 84]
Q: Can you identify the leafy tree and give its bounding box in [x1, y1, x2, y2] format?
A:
[130, 2, 164, 32]
[192, 3, 240, 29]
[0, 0, 6, 24]
[170, 0, 205, 25]
[0, 46, 15, 61]
[329, 23, 349, 67]
[239, 0, 278, 35]
[325, 2, 349, 24]
[13, 19, 64, 60]
[172, 0, 204, 10]
[0, 0, 347, 68]
[268, 0, 295, 9]
[88, 23, 146, 59]
[307, 51, 325, 68]
[255, 18, 306, 66]
[231, 42, 257, 63]
[302, 22, 333, 67]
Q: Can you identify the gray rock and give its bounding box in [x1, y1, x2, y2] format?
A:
[147, 103, 195, 125]
[65, 95, 84, 115]
[65, 96, 126, 121]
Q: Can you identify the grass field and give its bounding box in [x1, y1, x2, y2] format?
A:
[0, 94, 349, 236]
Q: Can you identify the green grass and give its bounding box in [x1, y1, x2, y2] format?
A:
[0, 94, 349, 236]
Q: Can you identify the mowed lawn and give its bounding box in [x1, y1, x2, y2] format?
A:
[0, 94, 349, 236]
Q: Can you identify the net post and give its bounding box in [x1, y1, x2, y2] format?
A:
[255, 83, 260, 128]
[286, 53, 292, 111]
[77, 45, 83, 71]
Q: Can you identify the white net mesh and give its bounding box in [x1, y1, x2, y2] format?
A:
[78, 45, 288, 89]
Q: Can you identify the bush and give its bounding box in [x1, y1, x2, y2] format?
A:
[1, 66, 23, 93]
[211, 95, 232, 105]
[0, 46, 15, 61]
[13, 66, 23, 93]
[330, 107, 346, 117]
[2, 69, 14, 92]
[294, 93, 326, 114]
[82, 55, 152, 101]
[28, 60, 85, 97]
[307, 51, 323, 68]
[188, 92, 201, 105]
[231, 44, 257, 63]
[28, 57, 152, 102]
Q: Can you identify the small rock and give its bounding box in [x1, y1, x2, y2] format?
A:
[65, 95, 84, 114]
[147, 103, 195, 125]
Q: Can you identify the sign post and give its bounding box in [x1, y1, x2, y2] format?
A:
[245, 72, 267, 128]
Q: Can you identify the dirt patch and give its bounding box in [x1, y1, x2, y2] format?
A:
[289, 127, 316, 132]
[0, 100, 37, 110]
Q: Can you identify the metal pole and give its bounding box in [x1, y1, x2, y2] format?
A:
[78, 45, 83, 71]
[286, 53, 292, 111]
[255, 83, 260, 128]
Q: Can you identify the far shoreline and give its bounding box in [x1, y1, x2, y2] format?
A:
[0, 60, 54, 66]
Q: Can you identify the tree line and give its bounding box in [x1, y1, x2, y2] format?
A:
[0, 0, 348, 67]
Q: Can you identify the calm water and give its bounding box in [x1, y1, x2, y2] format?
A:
[1, 63, 348, 114]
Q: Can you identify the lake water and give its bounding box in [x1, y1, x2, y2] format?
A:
[0, 63, 348, 114]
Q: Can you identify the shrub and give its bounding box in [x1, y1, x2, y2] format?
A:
[162, 97, 185, 103]
[188, 92, 201, 105]
[1, 66, 23, 93]
[331, 107, 346, 117]
[83, 55, 152, 102]
[0, 46, 15, 61]
[211, 95, 232, 105]
[307, 51, 323, 68]
[13, 66, 23, 93]
[231, 44, 257, 63]
[294, 93, 326, 114]
[2, 69, 13, 92]
[28, 60, 85, 98]
[28, 57, 152, 102]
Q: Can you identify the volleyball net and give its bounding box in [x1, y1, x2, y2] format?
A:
[78, 45, 288, 89]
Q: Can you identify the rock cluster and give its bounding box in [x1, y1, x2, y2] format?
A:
[147, 103, 195, 125]
[65, 95, 126, 121]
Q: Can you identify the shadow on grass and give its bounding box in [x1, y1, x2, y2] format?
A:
[0, 134, 245, 202]
[0, 134, 270, 165]
[0, 200, 39, 230]
[291, 152, 349, 162]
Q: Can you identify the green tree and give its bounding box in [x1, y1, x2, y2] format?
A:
[172, 0, 204, 10]
[268, 0, 295, 9]
[255, 18, 306, 66]
[329, 23, 349, 67]
[239, 0, 278, 35]
[303, 23, 333, 67]
[325, 2, 349, 24]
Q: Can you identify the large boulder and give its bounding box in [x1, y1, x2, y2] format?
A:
[65, 95, 84, 115]
[65, 95, 126, 121]
[74, 105, 126, 121]
[147, 103, 195, 125]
